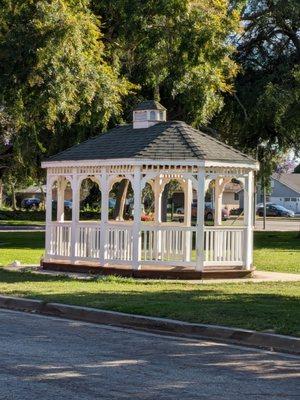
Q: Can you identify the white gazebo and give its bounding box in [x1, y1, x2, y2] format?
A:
[42, 100, 259, 279]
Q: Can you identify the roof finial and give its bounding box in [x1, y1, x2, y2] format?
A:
[133, 100, 166, 129]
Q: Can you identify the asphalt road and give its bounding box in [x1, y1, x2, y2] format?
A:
[0, 310, 299, 399]
[254, 218, 300, 231]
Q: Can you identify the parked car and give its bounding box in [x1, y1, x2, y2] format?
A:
[256, 202, 275, 210]
[21, 197, 41, 210]
[52, 200, 72, 211]
[256, 204, 295, 217]
[191, 201, 229, 221]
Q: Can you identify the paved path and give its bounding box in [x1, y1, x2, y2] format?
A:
[5, 265, 300, 283]
[0, 309, 299, 399]
[255, 218, 300, 231]
[0, 225, 45, 232]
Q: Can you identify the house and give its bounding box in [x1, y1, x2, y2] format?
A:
[269, 173, 300, 213]
[16, 184, 72, 204]
[173, 181, 242, 212]
[238, 173, 300, 213]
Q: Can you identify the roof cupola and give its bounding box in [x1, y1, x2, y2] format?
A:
[133, 100, 166, 129]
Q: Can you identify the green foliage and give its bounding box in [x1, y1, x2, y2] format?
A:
[0, 0, 132, 181]
[212, 0, 300, 179]
[92, 0, 243, 125]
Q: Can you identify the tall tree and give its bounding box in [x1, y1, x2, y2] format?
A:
[92, 0, 243, 126]
[0, 0, 131, 184]
[212, 0, 300, 180]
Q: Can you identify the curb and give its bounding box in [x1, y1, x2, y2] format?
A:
[0, 295, 299, 355]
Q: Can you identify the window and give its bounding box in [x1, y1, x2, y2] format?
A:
[284, 197, 290, 202]
[150, 111, 156, 120]
[160, 111, 164, 120]
[291, 198, 297, 201]
[134, 111, 147, 121]
[234, 193, 239, 201]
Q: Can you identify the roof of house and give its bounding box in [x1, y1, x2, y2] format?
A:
[47, 121, 256, 164]
[16, 185, 46, 194]
[134, 100, 166, 111]
[272, 173, 300, 195]
[224, 182, 242, 193]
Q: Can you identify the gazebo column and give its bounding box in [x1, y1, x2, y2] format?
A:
[183, 179, 193, 262]
[153, 176, 163, 259]
[70, 174, 80, 263]
[45, 173, 53, 260]
[132, 166, 142, 270]
[214, 177, 223, 226]
[100, 168, 109, 266]
[244, 171, 254, 269]
[196, 168, 206, 271]
[57, 177, 67, 222]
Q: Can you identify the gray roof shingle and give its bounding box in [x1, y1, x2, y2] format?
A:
[47, 121, 255, 163]
[134, 100, 166, 111]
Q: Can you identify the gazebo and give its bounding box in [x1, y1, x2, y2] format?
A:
[42, 100, 259, 279]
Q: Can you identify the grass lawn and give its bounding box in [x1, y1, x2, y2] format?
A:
[0, 232, 44, 265]
[0, 231, 299, 336]
[254, 232, 300, 273]
[0, 269, 298, 336]
[0, 231, 299, 273]
[0, 220, 45, 226]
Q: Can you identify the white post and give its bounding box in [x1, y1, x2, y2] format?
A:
[154, 176, 163, 259]
[57, 177, 66, 222]
[45, 172, 53, 260]
[183, 179, 193, 262]
[70, 173, 79, 263]
[214, 177, 223, 226]
[132, 166, 142, 270]
[244, 171, 254, 269]
[100, 168, 109, 265]
[196, 168, 206, 271]
[154, 177, 162, 224]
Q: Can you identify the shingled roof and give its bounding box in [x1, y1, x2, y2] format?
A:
[134, 100, 166, 111]
[47, 121, 255, 163]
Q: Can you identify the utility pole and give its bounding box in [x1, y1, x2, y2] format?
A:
[263, 182, 266, 230]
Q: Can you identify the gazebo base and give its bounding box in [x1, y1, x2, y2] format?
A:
[42, 261, 253, 280]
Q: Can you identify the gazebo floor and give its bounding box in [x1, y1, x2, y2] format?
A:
[42, 261, 253, 280]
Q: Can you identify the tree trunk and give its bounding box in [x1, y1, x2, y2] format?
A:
[0, 179, 3, 208]
[113, 180, 129, 220]
[11, 184, 17, 210]
[161, 183, 170, 222]
[38, 183, 46, 210]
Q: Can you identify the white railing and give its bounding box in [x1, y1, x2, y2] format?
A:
[106, 223, 133, 262]
[204, 227, 244, 266]
[140, 225, 196, 265]
[46, 222, 246, 268]
[76, 224, 101, 260]
[48, 222, 72, 258]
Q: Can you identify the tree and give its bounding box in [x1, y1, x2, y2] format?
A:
[212, 0, 300, 181]
[0, 0, 131, 186]
[90, 0, 244, 215]
[92, 0, 243, 126]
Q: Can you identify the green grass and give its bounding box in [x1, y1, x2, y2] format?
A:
[0, 269, 298, 335]
[1, 231, 299, 273]
[254, 231, 300, 273]
[0, 232, 44, 265]
[0, 220, 45, 226]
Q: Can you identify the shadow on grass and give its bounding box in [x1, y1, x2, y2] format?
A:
[0, 232, 44, 249]
[254, 231, 300, 251]
[0, 269, 299, 336]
